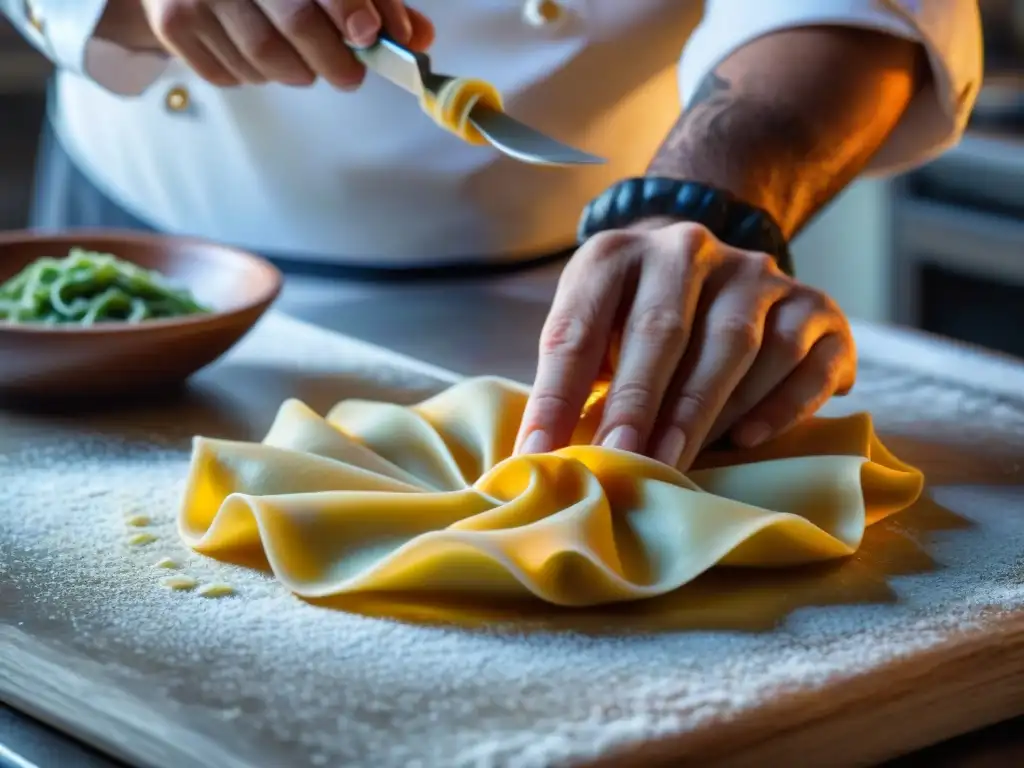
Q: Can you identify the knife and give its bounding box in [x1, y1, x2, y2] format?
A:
[352, 37, 606, 167]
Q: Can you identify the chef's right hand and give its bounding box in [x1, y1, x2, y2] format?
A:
[136, 0, 435, 89]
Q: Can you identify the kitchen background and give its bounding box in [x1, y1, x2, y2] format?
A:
[1, 4, 1022, 358]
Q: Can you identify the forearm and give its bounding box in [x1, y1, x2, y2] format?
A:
[649, 26, 927, 238]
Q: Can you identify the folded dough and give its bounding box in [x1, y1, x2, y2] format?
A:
[178, 377, 923, 607]
[420, 78, 504, 145]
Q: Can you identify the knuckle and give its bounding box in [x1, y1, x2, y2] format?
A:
[819, 289, 843, 314]
[539, 313, 593, 359]
[583, 230, 640, 263]
[745, 251, 779, 275]
[807, 292, 836, 316]
[525, 391, 574, 421]
[669, 389, 712, 425]
[656, 222, 709, 269]
[769, 329, 807, 365]
[796, 285, 841, 317]
[672, 222, 710, 257]
[713, 315, 762, 353]
[604, 380, 656, 419]
[627, 306, 686, 345]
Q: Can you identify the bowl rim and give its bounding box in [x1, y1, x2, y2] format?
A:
[0, 228, 283, 335]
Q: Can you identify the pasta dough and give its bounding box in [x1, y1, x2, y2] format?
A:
[198, 583, 235, 598]
[420, 78, 504, 145]
[178, 377, 923, 608]
[162, 575, 198, 591]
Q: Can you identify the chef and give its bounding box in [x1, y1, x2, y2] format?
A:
[4, 0, 981, 469]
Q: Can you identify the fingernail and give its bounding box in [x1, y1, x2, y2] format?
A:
[518, 430, 552, 456]
[736, 422, 771, 448]
[346, 8, 381, 45]
[601, 425, 640, 452]
[654, 427, 687, 468]
[336, 77, 363, 92]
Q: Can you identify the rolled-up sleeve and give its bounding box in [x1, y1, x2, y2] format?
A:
[678, 0, 984, 175]
[1, 0, 168, 96]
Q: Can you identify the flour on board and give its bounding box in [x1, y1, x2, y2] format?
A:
[2, 314, 1023, 768]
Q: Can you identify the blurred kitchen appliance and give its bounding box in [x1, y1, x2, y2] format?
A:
[889, 2, 1024, 360]
[891, 130, 1024, 360]
[972, 1, 1024, 128]
[979, 0, 1024, 69]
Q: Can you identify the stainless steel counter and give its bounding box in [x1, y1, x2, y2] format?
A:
[0, 705, 122, 768]
[275, 274, 554, 382]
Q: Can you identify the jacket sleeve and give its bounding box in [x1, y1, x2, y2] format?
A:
[1, 0, 168, 96]
[678, 0, 984, 175]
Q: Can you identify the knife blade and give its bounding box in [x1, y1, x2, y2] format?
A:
[352, 37, 606, 167]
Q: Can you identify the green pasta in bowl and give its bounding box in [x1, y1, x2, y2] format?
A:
[0, 229, 281, 400]
[0, 248, 211, 326]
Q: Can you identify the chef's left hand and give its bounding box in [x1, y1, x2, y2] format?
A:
[514, 218, 856, 470]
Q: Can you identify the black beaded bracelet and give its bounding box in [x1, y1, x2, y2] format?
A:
[576, 178, 794, 277]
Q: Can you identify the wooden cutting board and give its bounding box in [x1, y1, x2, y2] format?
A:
[1, 313, 1023, 768]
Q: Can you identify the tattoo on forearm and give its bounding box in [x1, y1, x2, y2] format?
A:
[689, 70, 731, 110]
[648, 67, 849, 235]
[646, 29, 924, 237]
[675, 71, 741, 155]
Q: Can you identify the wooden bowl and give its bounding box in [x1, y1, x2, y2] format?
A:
[0, 229, 282, 402]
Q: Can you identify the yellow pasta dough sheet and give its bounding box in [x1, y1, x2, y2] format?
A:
[420, 78, 504, 145]
[178, 377, 923, 608]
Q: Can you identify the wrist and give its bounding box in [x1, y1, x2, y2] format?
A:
[648, 148, 802, 239]
[577, 177, 794, 276]
[647, 91, 826, 238]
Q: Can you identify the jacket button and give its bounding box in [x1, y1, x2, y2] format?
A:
[523, 0, 565, 28]
[165, 85, 191, 113]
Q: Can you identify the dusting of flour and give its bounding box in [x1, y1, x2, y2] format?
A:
[1, 314, 1023, 768]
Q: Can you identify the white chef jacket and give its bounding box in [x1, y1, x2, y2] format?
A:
[4, 0, 982, 267]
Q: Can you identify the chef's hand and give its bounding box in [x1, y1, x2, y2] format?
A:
[514, 219, 857, 470]
[134, 0, 434, 88]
